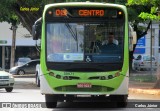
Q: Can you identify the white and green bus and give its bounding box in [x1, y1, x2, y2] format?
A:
[32, 2, 136, 108]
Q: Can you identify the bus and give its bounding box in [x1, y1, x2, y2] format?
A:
[32, 2, 136, 108]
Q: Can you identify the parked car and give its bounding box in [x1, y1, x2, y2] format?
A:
[17, 57, 31, 66]
[133, 55, 157, 71]
[0, 67, 14, 92]
[9, 59, 40, 75]
[35, 64, 40, 87]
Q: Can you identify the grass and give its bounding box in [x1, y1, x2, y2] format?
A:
[130, 75, 157, 82]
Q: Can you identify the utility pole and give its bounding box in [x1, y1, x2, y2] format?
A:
[150, 21, 153, 76]
[2, 46, 5, 69]
[10, 25, 17, 68]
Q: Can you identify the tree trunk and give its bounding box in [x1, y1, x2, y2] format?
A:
[153, 66, 160, 89]
[10, 25, 17, 68]
[129, 21, 151, 72]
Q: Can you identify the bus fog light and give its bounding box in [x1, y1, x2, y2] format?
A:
[49, 72, 54, 76]
[100, 76, 106, 80]
[63, 76, 69, 80]
[115, 72, 120, 77]
[108, 75, 113, 79]
[56, 75, 61, 79]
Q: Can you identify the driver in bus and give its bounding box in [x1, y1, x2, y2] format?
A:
[102, 32, 118, 46]
[100, 32, 118, 53]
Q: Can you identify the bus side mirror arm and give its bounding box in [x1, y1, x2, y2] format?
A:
[32, 17, 42, 53]
[32, 25, 38, 40]
[32, 17, 42, 40]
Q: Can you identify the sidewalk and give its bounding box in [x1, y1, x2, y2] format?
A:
[129, 81, 160, 95]
[13, 74, 35, 78]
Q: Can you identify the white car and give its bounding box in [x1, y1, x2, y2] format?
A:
[0, 67, 14, 92]
[134, 55, 157, 71]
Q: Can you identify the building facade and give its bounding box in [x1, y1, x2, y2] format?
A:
[0, 22, 39, 69]
[134, 22, 160, 64]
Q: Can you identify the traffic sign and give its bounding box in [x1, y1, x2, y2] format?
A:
[0, 40, 7, 44]
[136, 36, 145, 47]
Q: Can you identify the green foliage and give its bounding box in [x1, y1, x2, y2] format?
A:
[0, 0, 46, 25]
[151, 6, 158, 14]
[0, 0, 18, 25]
[128, 0, 160, 6]
[139, 12, 160, 21]
[128, 0, 160, 21]
[127, 7, 138, 22]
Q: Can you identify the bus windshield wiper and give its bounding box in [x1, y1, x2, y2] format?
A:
[65, 23, 77, 41]
[65, 22, 78, 51]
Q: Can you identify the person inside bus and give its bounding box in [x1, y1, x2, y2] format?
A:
[100, 32, 118, 53]
[102, 32, 118, 45]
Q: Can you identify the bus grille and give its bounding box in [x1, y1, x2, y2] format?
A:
[55, 85, 114, 92]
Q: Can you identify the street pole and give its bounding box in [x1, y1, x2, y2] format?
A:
[10, 25, 17, 68]
[150, 21, 153, 76]
[2, 46, 5, 69]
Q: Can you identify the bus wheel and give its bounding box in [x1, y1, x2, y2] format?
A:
[45, 95, 57, 108]
[116, 95, 128, 108]
[110, 95, 127, 108]
[36, 73, 40, 87]
[17, 70, 25, 75]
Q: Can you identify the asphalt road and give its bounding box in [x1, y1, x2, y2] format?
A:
[0, 78, 160, 111]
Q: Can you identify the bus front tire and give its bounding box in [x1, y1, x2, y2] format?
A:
[45, 95, 57, 108]
[116, 95, 128, 108]
[110, 95, 128, 108]
[35, 73, 40, 87]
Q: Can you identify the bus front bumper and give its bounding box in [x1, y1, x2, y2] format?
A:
[40, 73, 129, 95]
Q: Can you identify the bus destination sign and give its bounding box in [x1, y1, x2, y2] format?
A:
[54, 9, 105, 17]
[46, 7, 123, 19]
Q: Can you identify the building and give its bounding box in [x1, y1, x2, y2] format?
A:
[134, 22, 160, 63]
[0, 22, 39, 69]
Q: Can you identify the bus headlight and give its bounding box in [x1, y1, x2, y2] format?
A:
[49, 72, 55, 76]
[100, 76, 106, 80]
[56, 75, 61, 79]
[63, 76, 69, 80]
[108, 75, 113, 79]
[114, 72, 120, 77]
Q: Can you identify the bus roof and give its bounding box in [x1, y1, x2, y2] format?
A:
[44, 2, 127, 12]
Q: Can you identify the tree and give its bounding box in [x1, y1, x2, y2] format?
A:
[128, 0, 160, 20]
[128, 0, 160, 88]
[0, 0, 47, 33]
[0, 0, 126, 33]
[127, 4, 152, 71]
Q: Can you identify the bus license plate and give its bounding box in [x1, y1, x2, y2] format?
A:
[77, 83, 92, 88]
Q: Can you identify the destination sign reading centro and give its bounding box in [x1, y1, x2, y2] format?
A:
[55, 9, 105, 17]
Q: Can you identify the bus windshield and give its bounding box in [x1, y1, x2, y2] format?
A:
[46, 20, 124, 63]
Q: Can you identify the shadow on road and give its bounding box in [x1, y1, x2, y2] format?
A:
[53, 102, 125, 110]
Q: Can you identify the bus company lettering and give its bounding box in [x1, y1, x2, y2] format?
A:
[56, 9, 67, 16]
[79, 10, 104, 17]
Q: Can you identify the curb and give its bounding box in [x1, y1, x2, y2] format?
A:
[13, 75, 35, 78]
[129, 88, 160, 95]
